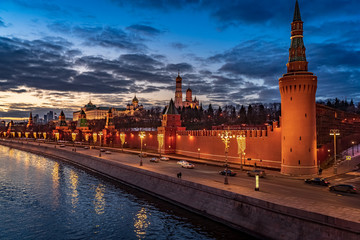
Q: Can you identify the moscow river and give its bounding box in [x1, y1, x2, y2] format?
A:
[0, 145, 254, 240]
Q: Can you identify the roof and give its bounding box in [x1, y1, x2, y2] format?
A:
[176, 73, 182, 82]
[293, 0, 302, 21]
[164, 99, 178, 115]
[186, 88, 192, 92]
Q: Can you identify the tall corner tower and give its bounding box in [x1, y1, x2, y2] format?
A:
[279, 0, 317, 175]
[174, 73, 183, 108]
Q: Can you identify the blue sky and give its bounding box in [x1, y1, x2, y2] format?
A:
[0, 0, 359, 119]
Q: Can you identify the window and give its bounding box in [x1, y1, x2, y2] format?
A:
[299, 136, 301, 140]
[290, 148, 292, 152]
[305, 113, 307, 118]
[298, 160, 300, 165]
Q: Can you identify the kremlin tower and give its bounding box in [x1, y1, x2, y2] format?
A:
[175, 73, 183, 108]
[279, 0, 318, 175]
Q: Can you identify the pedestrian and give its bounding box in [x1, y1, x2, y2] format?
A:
[254, 162, 257, 169]
[177, 172, 182, 178]
[319, 167, 322, 175]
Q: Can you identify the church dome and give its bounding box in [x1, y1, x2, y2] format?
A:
[132, 95, 139, 103]
[176, 73, 182, 82]
[186, 88, 192, 92]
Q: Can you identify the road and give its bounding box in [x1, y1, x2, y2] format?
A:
[68, 144, 360, 210]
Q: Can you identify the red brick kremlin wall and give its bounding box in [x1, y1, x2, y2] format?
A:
[175, 124, 282, 168]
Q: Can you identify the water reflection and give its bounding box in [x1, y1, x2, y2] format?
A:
[52, 162, 60, 208]
[134, 207, 149, 239]
[69, 169, 79, 209]
[0, 145, 252, 240]
[94, 184, 105, 215]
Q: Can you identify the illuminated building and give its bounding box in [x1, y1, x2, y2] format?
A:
[279, 0, 318, 175]
[174, 73, 199, 109]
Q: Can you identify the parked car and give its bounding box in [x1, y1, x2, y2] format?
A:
[177, 160, 188, 165]
[105, 151, 111, 154]
[247, 170, 266, 178]
[60, 144, 66, 148]
[329, 184, 357, 193]
[304, 178, 330, 186]
[139, 153, 147, 157]
[219, 169, 237, 176]
[182, 162, 195, 169]
[84, 146, 89, 149]
[160, 157, 169, 161]
[100, 148, 105, 152]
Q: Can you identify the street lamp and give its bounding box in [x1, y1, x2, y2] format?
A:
[139, 131, 146, 166]
[330, 129, 340, 174]
[351, 141, 355, 156]
[219, 130, 232, 185]
[198, 148, 200, 159]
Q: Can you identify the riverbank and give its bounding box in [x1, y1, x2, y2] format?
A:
[1, 140, 359, 240]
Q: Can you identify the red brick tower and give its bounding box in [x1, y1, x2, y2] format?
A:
[174, 73, 183, 109]
[158, 99, 185, 154]
[279, 0, 318, 175]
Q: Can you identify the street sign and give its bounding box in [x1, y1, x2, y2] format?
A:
[346, 156, 351, 161]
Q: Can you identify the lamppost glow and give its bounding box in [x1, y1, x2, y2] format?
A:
[236, 134, 246, 171]
[157, 133, 164, 157]
[139, 131, 146, 166]
[330, 129, 340, 174]
[219, 130, 232, 185]
[120, 132, 126, 152]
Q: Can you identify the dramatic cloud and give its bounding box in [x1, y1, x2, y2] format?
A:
[48, 22, 146, 52]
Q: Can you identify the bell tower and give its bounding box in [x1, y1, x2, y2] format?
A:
[279, 0, 318, 175]
[174, 72, 183, 108]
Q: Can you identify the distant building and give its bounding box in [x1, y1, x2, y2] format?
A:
[174, 73, 199, 109]
[73, 97, 143, 121]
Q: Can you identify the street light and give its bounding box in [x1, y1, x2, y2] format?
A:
[219, 130, 232, 185]
[139, 131, 146, 166]
[330, 129, 340, 174]
[351, 141, 355, 156]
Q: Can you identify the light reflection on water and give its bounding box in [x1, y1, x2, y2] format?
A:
[0, 145, 255, 240]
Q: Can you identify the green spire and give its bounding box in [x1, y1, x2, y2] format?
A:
[293, 0, 302, 21]
[164, 99, 178, 115]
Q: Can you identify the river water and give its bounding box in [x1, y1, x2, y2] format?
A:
[0, 145, 255, 240]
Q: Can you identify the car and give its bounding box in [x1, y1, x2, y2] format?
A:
[59, 144, 66, 148]
[160, 157, 169, 161]
[105, 151, 111, 154]
[219, 169, 237, 176]
[304, 178, 330, 186]
[84, 146, 89, 149]
[182, 162, 195, 169]
[100, 148, 105, 152]
[149, 157, 160, 163]
[247, 170, 266, 178]
[139, 153, 147, 157]
[177, 160, 188, 165]
[329, 184, 357, 193]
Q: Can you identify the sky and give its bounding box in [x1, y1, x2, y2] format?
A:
[0, 0, 359, 120]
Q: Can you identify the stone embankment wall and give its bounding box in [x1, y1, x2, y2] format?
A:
[1, 141, 359, 240]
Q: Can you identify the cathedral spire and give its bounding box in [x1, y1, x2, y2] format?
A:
[286, 0, 308, 73]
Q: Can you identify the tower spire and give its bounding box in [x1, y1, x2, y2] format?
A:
[286, 0, 307, 73]
[293, 0, 301, 21]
